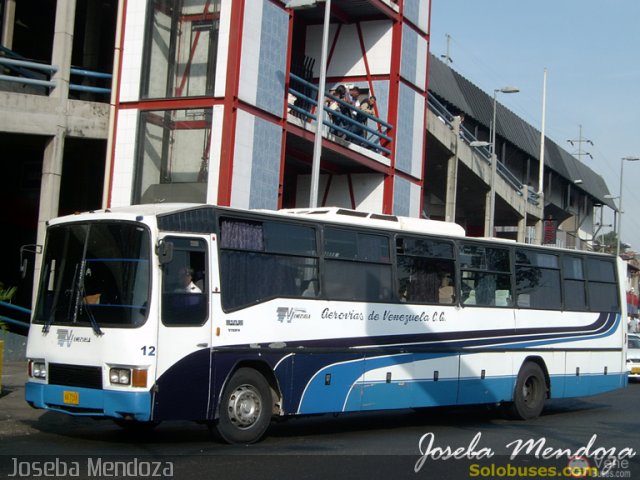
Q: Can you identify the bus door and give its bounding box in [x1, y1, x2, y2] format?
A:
[154, 235, 212, 420]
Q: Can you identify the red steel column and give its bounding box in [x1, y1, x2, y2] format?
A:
[217, 0, 246, 205]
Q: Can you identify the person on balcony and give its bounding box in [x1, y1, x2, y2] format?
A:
[352, 95, 376, 147]
[347, 85, 363, 108]
[328, 84, 353, 138]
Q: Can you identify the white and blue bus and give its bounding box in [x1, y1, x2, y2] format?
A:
[25, 204, 627, 443]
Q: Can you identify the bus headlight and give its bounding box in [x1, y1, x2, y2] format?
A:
[109, 367, 148, 387]
[28, 360, 47, 380]
[110, 368, 131, 385]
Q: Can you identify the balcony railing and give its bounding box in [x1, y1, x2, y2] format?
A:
[288, 73, 393, 155]
[0, 46, 112, 97]
[427, 93, 540, 206]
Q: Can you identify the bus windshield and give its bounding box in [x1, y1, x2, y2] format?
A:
[33, 222, 151, 331]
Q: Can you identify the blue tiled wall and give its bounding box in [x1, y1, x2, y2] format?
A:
[400, 24, 418, 86]
[255, 1, 289, 118]
[403, 0, 429, 33]
[249, 117, 281, 209]
[371, 80, 389, 123]
[395, 83, 415, 175]
[393, 176, 411, 217]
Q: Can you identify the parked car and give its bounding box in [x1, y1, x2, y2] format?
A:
[628, 333, 640, 382]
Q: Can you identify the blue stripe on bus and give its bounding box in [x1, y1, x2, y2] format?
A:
[295, 347, 627, 414]
[550, 372, 627, 398]
[25, 382, 152, 421]
[297, 352, 453, 413]
[299, 370, 628, 415]
[239, 312, 619, 353]
[488, 313, 621, 350]
[357, 377, 461, 411]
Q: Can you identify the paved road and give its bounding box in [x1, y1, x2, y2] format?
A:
[1, 361, 639, 479]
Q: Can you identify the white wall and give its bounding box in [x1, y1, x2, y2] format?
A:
[295, 173, 385, 212]
[306, 20, 393, 78]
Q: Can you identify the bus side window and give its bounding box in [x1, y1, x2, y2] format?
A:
[458, 243, 512, 308]
[161, 237, 208, 326]
[396, 236, 455, 305]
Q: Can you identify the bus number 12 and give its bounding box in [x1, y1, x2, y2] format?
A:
[141, 346, 156, 356]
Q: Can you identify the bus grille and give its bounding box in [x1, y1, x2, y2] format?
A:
[48, 363, 103, 389]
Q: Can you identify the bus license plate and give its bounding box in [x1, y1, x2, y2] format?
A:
[63, 391, 79, 405]
[632, 367, 640, 374]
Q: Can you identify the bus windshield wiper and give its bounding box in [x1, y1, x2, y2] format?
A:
[42, 262, 78, 334]
[73, 258, 103, 337]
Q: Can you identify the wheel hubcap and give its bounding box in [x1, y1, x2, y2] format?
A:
[523, 376, 538, 405]
[227, 384, 262, 429]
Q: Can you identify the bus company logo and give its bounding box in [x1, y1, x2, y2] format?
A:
[56, 329, 91, 347]
[276, 307, 311, 323]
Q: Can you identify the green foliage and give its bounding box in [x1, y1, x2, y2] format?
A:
[0, 285, 16, 302]
[596, 231, 619, 254]
[0, 282, 17, 332]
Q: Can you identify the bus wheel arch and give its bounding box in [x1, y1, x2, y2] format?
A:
[509, 358, 549, 420]
[213, 364, 280, 444]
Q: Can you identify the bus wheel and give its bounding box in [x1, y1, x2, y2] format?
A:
[215, 368, 272, 444]
[510, 362, 546, 420]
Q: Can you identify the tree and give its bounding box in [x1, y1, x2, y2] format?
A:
[595, 231, 619, 254]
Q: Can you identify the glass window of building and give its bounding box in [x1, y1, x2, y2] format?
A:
[141, 0, 221, 99]
[133, 108, 212, 204]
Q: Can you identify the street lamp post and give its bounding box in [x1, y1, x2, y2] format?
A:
[286, 0, 330, 208]
[486, 86, 519, 237]
[309, 0, 331, 208]
[616, 156, 640, 256]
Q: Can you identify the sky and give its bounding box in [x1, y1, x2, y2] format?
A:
[429, 0, 640, 251]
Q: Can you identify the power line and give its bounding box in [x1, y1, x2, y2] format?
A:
[566, 125, 593, 160]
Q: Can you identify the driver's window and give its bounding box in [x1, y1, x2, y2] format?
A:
[161, 237, 208, 326]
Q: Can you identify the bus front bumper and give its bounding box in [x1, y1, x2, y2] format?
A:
[25, 382, 152, 421]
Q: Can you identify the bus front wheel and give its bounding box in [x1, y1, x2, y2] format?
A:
[214, 368, 272, 444]
[509, 362, 547, 420]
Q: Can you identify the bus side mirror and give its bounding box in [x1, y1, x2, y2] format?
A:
[19, 244, 42, 279]
[156, 240, 174, 264]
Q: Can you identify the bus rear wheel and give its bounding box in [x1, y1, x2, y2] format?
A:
[214, 368, 272, 444]
[509, 362, 547, 420]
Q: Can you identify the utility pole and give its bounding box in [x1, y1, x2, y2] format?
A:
[567, 125, 593, 160]
[440, 33, 453, 64]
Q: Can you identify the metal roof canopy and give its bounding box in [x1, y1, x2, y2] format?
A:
[428, 54, 616, 211]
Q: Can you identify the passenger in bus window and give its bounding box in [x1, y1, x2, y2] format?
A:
[438, 273, 454, 304]
[301, 279, 318, 297]
[83, 266, 102, 304]
[177, 267, 202, 294]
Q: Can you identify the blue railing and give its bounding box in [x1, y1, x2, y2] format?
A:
[427, 93, 540, 206]
[0, 55, 57, 89]
[288, 73, 393, 155]
[0, 300, 30, 336]
[0, 46, 112, 96]
[69, 67, 112, 95]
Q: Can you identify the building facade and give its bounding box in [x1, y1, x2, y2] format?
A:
[0, 0, 621, 328]
[107, 0, 431, 218]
